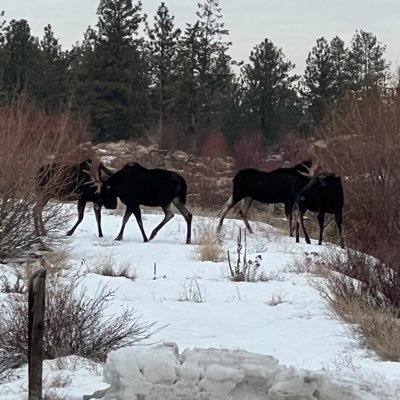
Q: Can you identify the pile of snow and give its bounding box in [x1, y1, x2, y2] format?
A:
[103, 343, 364, 400]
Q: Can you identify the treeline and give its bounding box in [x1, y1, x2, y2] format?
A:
[0, 1, 395, 146]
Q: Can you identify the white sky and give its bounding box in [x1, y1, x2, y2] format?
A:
[1, 0, 399, 74]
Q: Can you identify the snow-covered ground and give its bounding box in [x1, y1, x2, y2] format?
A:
[1, 208, 400, 399]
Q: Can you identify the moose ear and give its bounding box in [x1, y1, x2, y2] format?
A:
[97, 164, 107, 183]
[98, 163, 114, 183]
[97, 163, 115, 182]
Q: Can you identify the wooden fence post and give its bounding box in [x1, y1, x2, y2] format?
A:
[28, 268, 46, 400]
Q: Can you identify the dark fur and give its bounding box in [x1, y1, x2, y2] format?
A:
[100, 162, 192, 244]
[217, 161, 312, 235]
[294, 174, 344, 248]
[34, 159, 104, 237]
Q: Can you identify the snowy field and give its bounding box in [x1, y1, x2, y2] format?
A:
[1, 208, 400, 399]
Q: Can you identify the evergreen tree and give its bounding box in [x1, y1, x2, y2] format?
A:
[36, 24, 68, 111]
[302, 37, 335, 125]
[329, 36, 349, 99]
[1, 19, 40, 101]
[195, 0, 233, 128]
[175, 0, 233, 134]
[175, 21, 201, 133]
[146, 2, 181, 134]
[241, 38, 299, 141]
[347, 30, 390, 92]
[76, 0, 149, 141]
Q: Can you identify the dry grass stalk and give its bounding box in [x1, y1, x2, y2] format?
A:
[194, 222, 225, 262]
[91, 256, 136, 280]
[285, 254, 330, 278]
[179, 279, 206, 303]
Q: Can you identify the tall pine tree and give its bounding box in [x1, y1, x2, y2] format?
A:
[303, 37, 335, 125]
[36, 24, 68, 112]
[347, 30, 390, 93]
[241, 38, 299, 141]
[329, 36, 349, 99]
[175, 0, 233, 134]
[1, 19, 41, 102]
[76, 0, 149, 141]
[146, 2, 181, 135]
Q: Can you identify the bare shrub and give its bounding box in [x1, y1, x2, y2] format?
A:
[309, 91, 400, 325]
[285, 254, 330, 278]
[0, 97, 93, 257]
[158, 120, 193, 152]
[0, 273, 26, 294]
[322, 248, 400, 308]
[0, 350, 20, 381]
[233, 132, 265, 169]
[199, 131, 228, 158]
[179, 279, 206, 303]
[314, 275, 400, 361]
[0, 271, 158, 377]
[315, 91, 400, 265]
[195, 175, 226, 210]
[194, 223, 225, 262]
[311, 248, 400, 361]
[91, 256, 137, 280]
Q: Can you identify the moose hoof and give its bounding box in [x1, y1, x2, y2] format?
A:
[66, 231, 73, 237]
[114, 236, 123, 241]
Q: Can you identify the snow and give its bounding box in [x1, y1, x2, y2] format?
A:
[102, 344, 391, 400]
[1, 208, 400, 399]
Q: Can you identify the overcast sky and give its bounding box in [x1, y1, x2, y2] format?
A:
[2, 0, 399, 74]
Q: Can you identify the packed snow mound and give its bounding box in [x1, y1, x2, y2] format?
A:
[103, 343, 362, 400]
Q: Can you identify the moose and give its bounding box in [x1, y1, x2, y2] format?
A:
[34, 159, 113, 238]
[93, 162, 193, 244]
[293, 163, 345, 248]
[217, 161, 312, 235]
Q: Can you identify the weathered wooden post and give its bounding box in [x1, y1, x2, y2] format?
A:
[28, 268, 46, 400]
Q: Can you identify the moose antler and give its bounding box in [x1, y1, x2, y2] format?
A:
[82, 160, 106, 193]
[299, 161, 320, 178]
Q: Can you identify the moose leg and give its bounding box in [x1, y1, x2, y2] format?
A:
[239, 197, 254, 234]
[296, 208, 311, 244]
[66, 198, 86, 236]
[149, 204, 174, 241]
[93, 203, 103, 238]
[317, 211, 325, 245]
[300, 211, 311, 244]
[131, 205, 149, 243]
[335, 211, 345, 249]
[285, 202, 294, 237]
[173, 199, 193, 244]
[295, 206, 300, 243]
[217, 195, 239, 233]
[115, 208, 132, 241]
